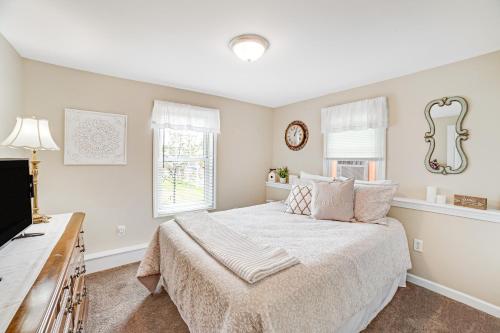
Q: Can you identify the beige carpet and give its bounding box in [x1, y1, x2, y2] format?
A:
[86, 263, 500, 333]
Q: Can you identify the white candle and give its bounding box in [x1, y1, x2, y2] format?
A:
[436, 195, 446, 205]
[426, 186, 437, 203]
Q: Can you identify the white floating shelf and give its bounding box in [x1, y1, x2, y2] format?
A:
[265, 181, 292, 190]
[264, 182, 500, 223]
[392, 197, 500, 224]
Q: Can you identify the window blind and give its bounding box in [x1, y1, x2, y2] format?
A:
[154, 128, 216, 216]
[325, 128, 385, 160]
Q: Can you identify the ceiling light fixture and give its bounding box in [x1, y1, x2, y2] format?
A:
[229, 34, 269, 62]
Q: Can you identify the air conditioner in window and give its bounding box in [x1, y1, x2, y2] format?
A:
[337, 160, 368, 180]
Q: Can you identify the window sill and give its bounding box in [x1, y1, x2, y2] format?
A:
[392, 197, 500, 224]
[154, 206, 216, 218]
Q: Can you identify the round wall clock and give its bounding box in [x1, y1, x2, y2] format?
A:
[285, 120, 308, 151]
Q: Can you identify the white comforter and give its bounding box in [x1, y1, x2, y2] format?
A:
[137, 202, 411, 333]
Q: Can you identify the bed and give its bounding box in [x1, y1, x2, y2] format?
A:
[137, 202, 411, 333]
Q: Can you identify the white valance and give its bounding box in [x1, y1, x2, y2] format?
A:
[321, 96, 388, 133]
[151, 100, 220, 133]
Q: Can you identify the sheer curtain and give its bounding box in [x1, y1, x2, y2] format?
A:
[321, 96, 388, 134]
[151, 100, 220, 133]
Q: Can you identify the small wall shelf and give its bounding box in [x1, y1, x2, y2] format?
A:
[392, 197, 500, 224]
[265, 181, 292, 190]
[264, 182, 500, 223]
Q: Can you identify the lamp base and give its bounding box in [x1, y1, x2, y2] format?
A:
[33, 213, 51, 224]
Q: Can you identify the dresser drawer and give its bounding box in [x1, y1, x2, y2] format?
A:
[50, 235, 85, 332]
[72, 279, 88, 333]
[51, 289, 73, 333]
[6, 213, 87, 333]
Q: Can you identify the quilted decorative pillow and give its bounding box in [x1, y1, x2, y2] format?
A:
[284, 184, 312, 215]
[353, 183, 398, 224]
[310, 178, 355, 221]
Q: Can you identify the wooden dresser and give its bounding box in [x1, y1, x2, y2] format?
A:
[6, 213, 88, 333]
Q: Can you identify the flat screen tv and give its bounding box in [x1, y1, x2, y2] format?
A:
[0, 159, 33, 247]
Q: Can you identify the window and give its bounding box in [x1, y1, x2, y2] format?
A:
[321, 96, 388, 181]
[151, 100, 219, 217]
[323, 128, 386, 181]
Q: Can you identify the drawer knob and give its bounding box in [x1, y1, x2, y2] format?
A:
[76, 319, 84, 333]
[75, 292, 82, 304]
[65, 297, 73, 314]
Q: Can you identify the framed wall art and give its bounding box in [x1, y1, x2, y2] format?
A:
[64, 108, 127, 165]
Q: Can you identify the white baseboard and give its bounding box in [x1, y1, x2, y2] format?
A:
[84, 243, 148, 274]
[407, 273, 500, 318]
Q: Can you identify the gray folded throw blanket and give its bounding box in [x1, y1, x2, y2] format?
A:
[174, 212, 300, 284]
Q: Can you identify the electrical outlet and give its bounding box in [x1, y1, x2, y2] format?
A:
[117, 225, 127, 237]
[413, 239, 424, 253]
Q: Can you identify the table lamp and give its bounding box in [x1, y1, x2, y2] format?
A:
[1, 117, 60, 223]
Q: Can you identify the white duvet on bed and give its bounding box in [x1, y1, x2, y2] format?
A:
[137, 202, 411, 333]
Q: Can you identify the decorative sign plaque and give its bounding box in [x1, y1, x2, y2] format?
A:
[453, 194, 487, 210]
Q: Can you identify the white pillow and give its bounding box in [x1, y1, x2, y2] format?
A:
[355, 179, 396, 185]
[310, 178, 355, 222]
[284, 184, 312, 215]
[353, 183, 398, 224]
[300, 171, 334, 183]
[335, 176, 396, 186]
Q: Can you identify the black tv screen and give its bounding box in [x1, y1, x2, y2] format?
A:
[0, 159, 33, 247]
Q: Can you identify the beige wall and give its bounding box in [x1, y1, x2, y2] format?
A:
[273, 51, 500, 207]
[3, 30, 499, 306]
[22, 59, 273, 254]
[271, 50, 500, 306]
[390, 207, 500, 306]
[0, 34, 25, 158]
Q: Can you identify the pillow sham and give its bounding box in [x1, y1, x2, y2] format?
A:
[310, 178, 354, 222]
[299, 171, 334, 183]
[335, 176, 396, 186]
[284, 184, 312, 215]
[353, 183, 398, 224]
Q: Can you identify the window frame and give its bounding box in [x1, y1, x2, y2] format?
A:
[322, 128, 387, 180]
[153, 128, 217, 218]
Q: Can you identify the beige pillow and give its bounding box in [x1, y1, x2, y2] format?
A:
[353, 184, 398, 224]
[310, 178, 354, 221]
[284, 184, 312, 215]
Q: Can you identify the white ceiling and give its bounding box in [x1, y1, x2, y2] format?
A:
[1, 0, 500, 107]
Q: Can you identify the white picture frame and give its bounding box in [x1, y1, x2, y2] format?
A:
[64, 108, 127, 165]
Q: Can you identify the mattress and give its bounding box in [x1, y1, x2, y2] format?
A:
[137, 202, 412, 332]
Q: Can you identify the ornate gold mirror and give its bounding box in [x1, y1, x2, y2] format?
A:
[424, 96, 469, 175]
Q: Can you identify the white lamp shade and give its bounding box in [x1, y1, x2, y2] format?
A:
[1, 117, 60, 151]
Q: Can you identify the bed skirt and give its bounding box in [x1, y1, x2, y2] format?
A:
[336, 272, 406, 332]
